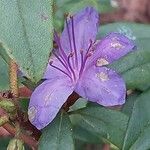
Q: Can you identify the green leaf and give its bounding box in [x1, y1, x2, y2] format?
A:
[70, 98, 87, 111]
[19, 98, 29, 112]
[54, 0, 100, 31]
[0, 138, 10, 150]
[0, 56, 9, 91]
[122, 63, 150, 89]
[109, 50, 150, 74]
[73, 125, 101, 144]
[64, 0, 98, 14]
[39, 112, 74, 150]
[122, 92, 140, 116]
[0, 43, 10, 64]
[70, 105, 129, 149]
[122, 89, 150, 150]
[0, 0, 53, 83]
[98, 22, 150, 49]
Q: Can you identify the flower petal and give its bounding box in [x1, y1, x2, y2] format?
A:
[44, 54, 69, 79]
[89, 32, 136, 67]
[28, 77, 74, 129]
[75, 66, 126, 106]
[61, 7, 99, 53]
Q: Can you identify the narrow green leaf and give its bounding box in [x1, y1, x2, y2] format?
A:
[70, 105, 129, 149]
[0, 0, 53, 83]
[122, 90, 150, 150]
[39, 112, 74, 150]
[0, 56, 9, 91]
[0, 43, 10, 64]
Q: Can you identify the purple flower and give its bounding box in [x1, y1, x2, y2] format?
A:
[28, 7, 135, 130]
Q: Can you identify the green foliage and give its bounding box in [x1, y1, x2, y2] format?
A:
[0, 0, 53, 83]
[39, 112, 74, 150]
[123, 90, 150, 150]
[73, 125, 101, 144]
[122, 92, 140, 116]
[0, 138, 11, 150]
[7, 138, 25, 150]
[70, 105, 128, 149]
[54, 0, 113, 31]
[122, 63, 150, 89]
[0, 56, 9, 91]
[98, 22, 150, 49]
[0, 99, 15, 113]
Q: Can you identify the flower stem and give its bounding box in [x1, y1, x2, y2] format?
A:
[7, 59, 39, 149]
[3, 123, 38, 149]
[9, 59, 19, 98]
[102, 144, 110, 150]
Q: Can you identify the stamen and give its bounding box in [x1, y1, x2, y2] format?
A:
[71, 16, 78, 68]
[66, 19, 73, 52]
[80, 49, 84, 68]
[49, 61, 72, 79]
[79, 40, 93, 77]
[54, 31, 68, 61]
[67, 54, 76, 81]
[66, 19, 75, 68]
[53, 51, 71, 75]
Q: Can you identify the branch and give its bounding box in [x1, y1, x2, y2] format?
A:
[102, 144, 110, 150]
[3, 123, 38, 149]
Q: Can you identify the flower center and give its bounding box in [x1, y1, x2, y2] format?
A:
[49, 16, 94, 82]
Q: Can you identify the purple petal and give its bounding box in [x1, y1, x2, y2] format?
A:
[28, 77, 74, 129]
[88, 32, 136, 67]
[60, 7, 99, 54]
[44, 54, 69, 79]
[75, 65, 126, 106]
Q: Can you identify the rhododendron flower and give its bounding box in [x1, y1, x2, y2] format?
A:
[28, 7, 135, 129]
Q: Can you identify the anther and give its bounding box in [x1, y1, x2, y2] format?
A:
[69, 52, 74, 57]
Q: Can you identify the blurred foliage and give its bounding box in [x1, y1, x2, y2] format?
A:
[54, 0, 114, 31]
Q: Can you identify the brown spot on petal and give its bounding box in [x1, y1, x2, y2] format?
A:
[96, 58, 109, 67]
[110, 37, 124, 49]
[110, 42, 123, 49]
[96, 72, 109, 81]
[28, 106, 37, 122]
